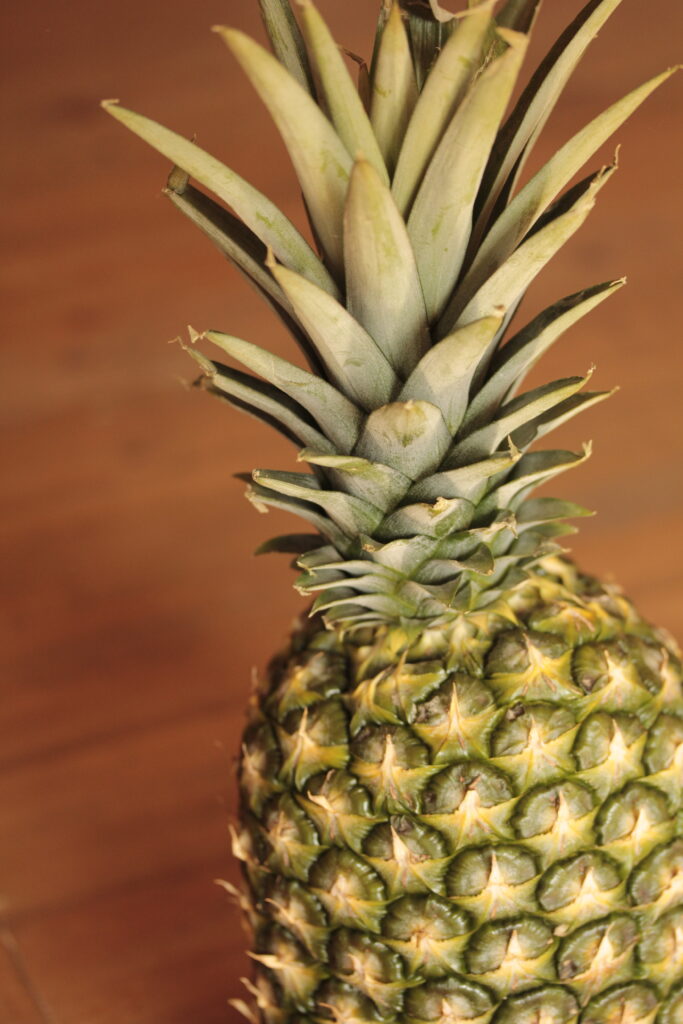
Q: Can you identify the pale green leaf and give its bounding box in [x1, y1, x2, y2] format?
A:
[407, 30, 527, 322]
[516, 497, 593, 523]
[344, 159, 430, 376]
[165, 182, 323, 368]
[379, 496, 475, 541]
[199, 360, 335, 452]
[399, 314, 504, 434]
[204, 330, 363, 452]
[451, 374, 591, 462]
[356, 400, 451, 480]
[257, 0, 314, 93]
[270, 260, 399, 411]
[370, 2, 418, 176]
[300, 450, 411, 511]
[475, 0, 625, 237]
[440, 161, 615, 337]
[496, 0, 542, 31]
[510, 390, 613, 449]
[246, 481, 351, 551]
[101, 101, 337, 297]
[254, 533, 323, 555]
[252, 469, 384, 535]
[463, 68, 676, 305]
[409, 448, 521, 503]
[392, 2, 495, 215]
[481, 444, 592, 511]
[462, 279, 624, 433]
[298, 0, 388, 183]
[215, 27, 353, 276]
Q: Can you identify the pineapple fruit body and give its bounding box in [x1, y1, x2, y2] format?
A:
[104, 0, 682, 1018]
[238, 559, 683, 1022]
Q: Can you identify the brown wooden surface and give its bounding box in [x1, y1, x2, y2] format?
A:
[2, 1, 682, 1020]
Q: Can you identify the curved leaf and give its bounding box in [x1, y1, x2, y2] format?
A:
[344, 159, 430, 377]
[102, 101, 337, 296]
[370, 1, 418, 175]
[215, 27, 353, 276]
[257, 0, 314, 93]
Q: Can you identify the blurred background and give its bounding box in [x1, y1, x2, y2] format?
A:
[1, 0, 682, 1021]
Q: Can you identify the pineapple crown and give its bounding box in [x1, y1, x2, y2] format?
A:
[103, 0, 676, 630]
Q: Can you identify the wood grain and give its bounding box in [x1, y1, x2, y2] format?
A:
[1, 0, 681, 1021]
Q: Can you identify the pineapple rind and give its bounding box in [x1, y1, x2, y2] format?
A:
[234, 558, 683, 1021]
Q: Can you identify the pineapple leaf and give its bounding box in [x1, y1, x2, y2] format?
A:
[357, 401, 452, 480]
[409, 448, 521, 503]
[198, 361, 335, 452]
[254, 533, 324, 555]
[214, 27, 352, 277]
[452, 373, 592, 462]
[407, 29, 528, 323]
[269, 260, 400, 411]
[344, 159, 430, 377]
[483, 444, 593, 511]
[441, 160, 616, 338]
[165, 183, 322, 370]
[370, 1, 419, 176]
[252, 470, 385, 535]
[203, 330, 363, 452]
[391, 2, 495, 215]
[299, 450, 411, 512]
[516, 496, 593, 522]
[399, 314, 504, 435]
[298, 0, 388, 183]
[257, 0, 314, 93]
[379, 496, 476, 541]
[101, 101, 337, 297]
[246, 481, 352, 551]
[495, 0, 542, 32]
[462, 280, 624, 433]
[463, 67, 677, 305]
[475, 0, 625, 237]
[510, 389, 613, 449]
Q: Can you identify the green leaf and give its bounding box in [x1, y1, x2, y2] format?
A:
[475, 0, 625, 237]
[298, 1, 388, 183]
[165, 182, 323, 369]
[270, 260, 399, 411]
[252, 469, 384, 535]
[440, 161, 616, 337]
[409, 447, 521, 503]
[101, 101, 337, 297]
[399, 314, 504, 434]
[407, 30, 527, 322]
[257, 0, 315, 93]
[370, 2, 419, 175]
[204, 330, 362, 452]
[363, 534, 441, 576]
[516, 497, 593, 523]
[215, 27, 353, 277]
[255, 533, 323, 555]
[451, 374, 591, 463]
[462, 68, 676, 305]
[198, 360, 334, 452]
[510, 390, 613, 449]
[357, 401, 452, 480]
[392, 2, 495, 215]
[246, 481, 352, 551]
[379, 496, 475, 541]
[482, 444, 592, 511]
[300, 450, 411, 511]
[495, 0, 542, 32]
[344, 159, 430, 377]
[462, 280, 624, 433]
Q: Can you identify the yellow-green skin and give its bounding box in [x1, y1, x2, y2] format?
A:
[234, 558, 683, 1024]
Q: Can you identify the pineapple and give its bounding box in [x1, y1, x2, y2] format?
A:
[104, 0, 683, 1020]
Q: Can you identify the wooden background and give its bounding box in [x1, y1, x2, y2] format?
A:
[2, 0, 682, 1020]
